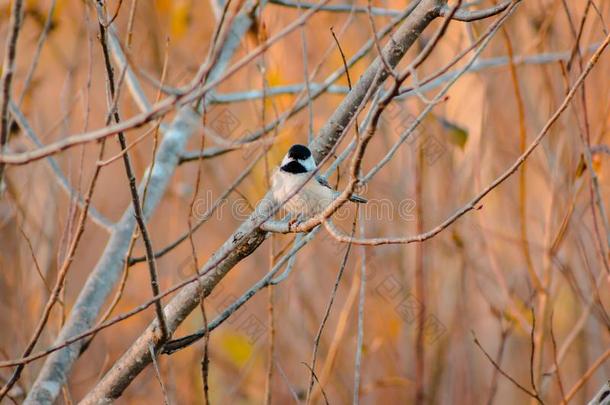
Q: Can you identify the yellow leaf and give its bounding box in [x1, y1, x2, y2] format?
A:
[438, 116, 469, 149]
[170, 0, 192, 39]
[575, 154, 587, 178]
[155, 0, 172, 14]
[592, 154, 602, 176]
[218, 331, 254, 368]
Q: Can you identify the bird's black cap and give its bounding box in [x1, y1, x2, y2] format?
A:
[288, 144, 311, 161]
[281, 160, 308, 174]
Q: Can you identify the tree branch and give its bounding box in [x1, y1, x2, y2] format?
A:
[8, 101, 113, 230]
[96, 3, 169, 340]
[0, 0, 24, 185]
[439, 0, 511, 21]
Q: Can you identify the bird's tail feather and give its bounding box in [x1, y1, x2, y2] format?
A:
[349, 194, 367, 204]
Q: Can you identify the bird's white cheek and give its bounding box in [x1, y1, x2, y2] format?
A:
[303, 156, 316, 171]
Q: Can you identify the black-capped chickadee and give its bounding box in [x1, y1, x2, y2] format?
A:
[271, 144, 367, 219]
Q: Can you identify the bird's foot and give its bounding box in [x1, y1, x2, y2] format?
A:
[288, 214, 306, 231]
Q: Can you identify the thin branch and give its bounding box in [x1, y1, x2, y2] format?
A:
[500, 25, 541, 292]
[8, 102, 113, 230]
[306, 220, 356, 403]
[16, 220, 52, 295]
[353, 215, 367, 405]
[201, 45, 600, 104]
[591, 144, 610, 156]
[97, 7, 169, 340]
[269, 0, 512, 22]
[564, 348, 610, 403]
[473, 332, 542, 402]
[301, 362, 330, 405]
[485, 326, 512, 405]
[0, 0, 24, 184]
[549, 312, 567, 403]
[529, 308, 539, 397]
[268, 0, 413, 16]
[16, 0, 57, 106]
[439, 0, 511, 21]
[148, 345, 170, 405]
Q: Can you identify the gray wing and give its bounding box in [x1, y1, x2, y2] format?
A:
[315, 175, 334, 190]
[315, 175, 367, 204]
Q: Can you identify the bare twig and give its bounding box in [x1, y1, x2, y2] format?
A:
[306, 220, 356, 403]
[200, 46, 600, 105]
[500, 26, 542, 292]
[16, 220, 52, 295]
[564, 348, 610, 403]
[0, 0, 24, 184]
[16, 0, 57, 106]
[148, 345, 170, 405]
[269, 0, 512, 22]
[438, 0, 511, 21]
[268, 0, 414, 16]
[472, 332, 542, 402]
[8, 102, 113, 230]
[549, 312, 567, 403]
[97, 8, 169, 340]
[353, 215, 367, 405]
[529, 308, 540, 398]
[301, 362, 330, 405]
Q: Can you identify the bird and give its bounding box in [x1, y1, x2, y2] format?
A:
[271, 144, 367, 220]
